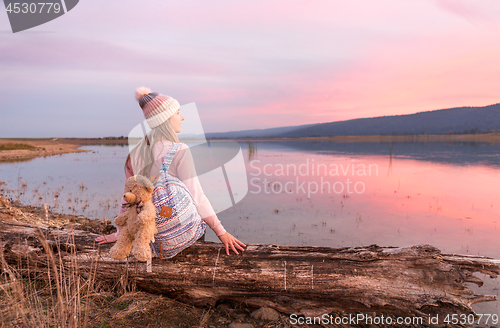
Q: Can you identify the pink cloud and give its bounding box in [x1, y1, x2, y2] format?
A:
[197, 31, 500, 132]
[434, 0, 499, 24]
[0, 37, 222, 77]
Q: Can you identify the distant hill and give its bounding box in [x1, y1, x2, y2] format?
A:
[206, 103, 500, 139]
[205, 123, 319, 139]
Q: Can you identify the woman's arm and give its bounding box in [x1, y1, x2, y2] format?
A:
[172, 143, 245, 255]
[201, 214, 226, 236]
[172, 144, 222, 228]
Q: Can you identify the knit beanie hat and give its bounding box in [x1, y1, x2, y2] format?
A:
[135, 87, 180, 129]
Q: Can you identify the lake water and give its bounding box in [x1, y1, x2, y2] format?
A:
[1, 140, 499, 317]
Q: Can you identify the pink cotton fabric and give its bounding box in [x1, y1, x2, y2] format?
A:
[118, 140, 227, 237]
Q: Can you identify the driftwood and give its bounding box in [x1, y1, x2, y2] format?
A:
[1, 218, 499, 321]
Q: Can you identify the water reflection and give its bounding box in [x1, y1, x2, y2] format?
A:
[228, 140, 500, 316]
[0, 146, 129, 221]
[221, 145, 500, 259]
[247, 141, 258, 161]
[238, 140, 500, 167]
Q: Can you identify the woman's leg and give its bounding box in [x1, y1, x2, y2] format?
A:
[95, 227, 120, 244]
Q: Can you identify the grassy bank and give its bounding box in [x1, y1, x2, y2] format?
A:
[0, 143, 37, 151]
[0, 139, 86, 162]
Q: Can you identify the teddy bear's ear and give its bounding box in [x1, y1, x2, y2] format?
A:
[136, 175, 154, 191]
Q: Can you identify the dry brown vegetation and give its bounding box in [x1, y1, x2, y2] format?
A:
[0, 143, 37, 151]
[0, 139, 86, 162]
[0, 246, 215, 328]
[0, 237, 289, 328]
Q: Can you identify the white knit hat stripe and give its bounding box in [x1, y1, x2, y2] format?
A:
[147, 110, 176, 128]
[149, 97, 179, 118]
[145, 98, 180, 129]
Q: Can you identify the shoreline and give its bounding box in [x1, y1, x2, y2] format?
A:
[213, 133, 500, 143]
[6, 133, 500, 145]
[2, 133, 500, 162]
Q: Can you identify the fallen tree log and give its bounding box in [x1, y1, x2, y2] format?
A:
[1, 218, 499, 321]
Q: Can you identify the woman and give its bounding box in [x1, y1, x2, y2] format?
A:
[95, 87, 246, 256]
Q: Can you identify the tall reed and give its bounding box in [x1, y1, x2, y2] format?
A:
[0, 229, 100, 327]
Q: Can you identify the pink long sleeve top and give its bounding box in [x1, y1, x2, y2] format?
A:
[119, 140, 227, 236]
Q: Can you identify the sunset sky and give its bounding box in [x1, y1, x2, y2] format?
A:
[1, 0, 500, 137]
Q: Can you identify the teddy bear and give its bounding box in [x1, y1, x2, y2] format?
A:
[109, 175, 158, 262]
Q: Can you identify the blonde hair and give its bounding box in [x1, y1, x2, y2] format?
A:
[125, 118, 179, 178]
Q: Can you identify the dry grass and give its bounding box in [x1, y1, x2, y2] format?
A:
[247, 141, 257, 160]
[0, 143, 37, 151]
[0, 229, 218, 328]
[0, 231, 100, 327]
[0, 139, 85, 162]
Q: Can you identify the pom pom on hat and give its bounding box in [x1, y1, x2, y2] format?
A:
[135, 87, 151, 101]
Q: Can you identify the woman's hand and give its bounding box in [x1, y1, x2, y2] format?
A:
[218, 232, 246, 255]
[94, 232, 118, 245]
